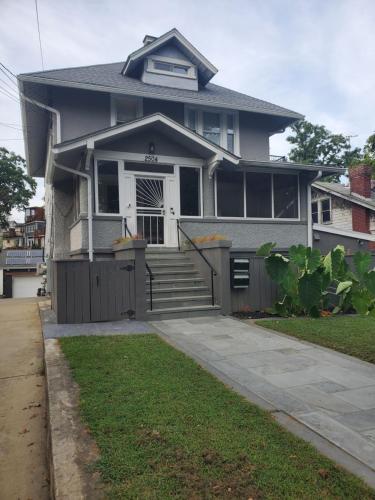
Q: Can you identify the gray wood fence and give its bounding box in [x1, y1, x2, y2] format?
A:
[52, 260, 136, 323]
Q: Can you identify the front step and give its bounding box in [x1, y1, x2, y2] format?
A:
[145, 248, 221, 319]
[147, 304, 221, 320]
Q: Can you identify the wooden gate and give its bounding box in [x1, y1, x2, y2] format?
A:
[52, 260, 136, 324]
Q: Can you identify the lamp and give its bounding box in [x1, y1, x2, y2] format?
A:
[149, 142, 155, 154]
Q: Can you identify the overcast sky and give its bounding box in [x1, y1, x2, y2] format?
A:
[1, 0, 375, 220]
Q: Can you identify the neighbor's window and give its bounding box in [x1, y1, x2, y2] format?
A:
[246, 172, 272, 218]
[203, 112, 221, 146]
[179, 167, 201, 216]
[312, 201, 319, 223]
[216, 170, 244, 217]
[321, 198, 331, 223]
[114, 96, 141, 125]
[97, 160, 119, 214]
[273, 174, 299, 218]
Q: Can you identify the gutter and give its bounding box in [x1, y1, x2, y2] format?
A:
[307, 170, 322, 247]
[54, 155, 94, 262]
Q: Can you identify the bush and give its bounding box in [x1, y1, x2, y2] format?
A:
[256, 243, 375, 317]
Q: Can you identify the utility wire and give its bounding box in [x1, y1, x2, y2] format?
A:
[0, 62, 16, 78]
[0, 87, 20, 104]
[0, 76, 18, 95]
[34, 0, 45, 70]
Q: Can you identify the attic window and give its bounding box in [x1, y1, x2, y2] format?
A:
[154, 61, 189, 75]
[147, 56, 196, 79]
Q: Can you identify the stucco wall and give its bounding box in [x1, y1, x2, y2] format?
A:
[71, 217, 122, 251]
[239, 112, 270, 161]
[180, 219, 308, 249]
[52, 87, 110, 141]
[53, 180, 75, 259]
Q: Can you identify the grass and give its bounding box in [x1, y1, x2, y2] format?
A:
[255, 316, 375, 364]
[60, 334, 374, 499]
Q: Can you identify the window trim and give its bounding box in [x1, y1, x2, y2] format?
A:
[146, 55, 196, 80]
[110, 94, 143, 127]
[94, 158, 121, 216]
[215, 170, 300, 221]
[184, 105, 240, 155]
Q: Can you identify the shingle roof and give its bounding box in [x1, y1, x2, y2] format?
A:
[313, 181, 375, 211]
[19, 62, 303, 120]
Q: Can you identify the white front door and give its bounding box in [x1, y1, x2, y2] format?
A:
[135, 176, 166, 245]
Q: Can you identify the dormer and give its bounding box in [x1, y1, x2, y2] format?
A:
[121, 28, 217, 91]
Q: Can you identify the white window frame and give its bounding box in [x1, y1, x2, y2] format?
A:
[146, 55, 196, 80]
[94, 158, 121, 216]
[184, 105, 240, 155]
[215, 170, 300, 221]
[110, 94, 143, 127]
[178, 165, 203, 219]
[312, 196, 332, 224]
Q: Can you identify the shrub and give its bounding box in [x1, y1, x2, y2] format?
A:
[191, 234, 228, 244]
[113, 234, 143, 245]
[256, 243, 375, 317]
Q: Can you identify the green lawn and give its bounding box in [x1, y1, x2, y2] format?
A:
[60, 334, 374, 499]
[256, 316, 375, 364]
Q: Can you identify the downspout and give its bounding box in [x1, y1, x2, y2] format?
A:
[19, 89, 61, 143]
[54, 155, 94, 262]
[307, 170, 322, 247]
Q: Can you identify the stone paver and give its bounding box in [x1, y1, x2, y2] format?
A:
[152, 315, 375, 476]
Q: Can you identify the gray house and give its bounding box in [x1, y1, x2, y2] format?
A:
[19, 28, 342, 320]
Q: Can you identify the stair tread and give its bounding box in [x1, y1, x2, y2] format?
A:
[149, 295, 212, 303]
[147, 286, 209, 293]
[148, 304, 221, 313]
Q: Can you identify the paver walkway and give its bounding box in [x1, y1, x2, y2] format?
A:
[152, 315, 375, 478]
[0, 298, 49, 499]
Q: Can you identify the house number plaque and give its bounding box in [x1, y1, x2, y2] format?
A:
[144, 155, 158, 163]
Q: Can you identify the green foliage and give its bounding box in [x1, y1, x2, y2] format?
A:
[349, 134, 375, 174]
[0, 147, 36, 228]
[259, 242, 375, 317]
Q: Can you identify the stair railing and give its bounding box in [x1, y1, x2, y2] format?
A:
[123, 219, 154, 311]
[176, 220, 217, 306]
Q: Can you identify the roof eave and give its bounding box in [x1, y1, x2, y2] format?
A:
[240, 159, 344, 174]
[312, 182, 375, 211]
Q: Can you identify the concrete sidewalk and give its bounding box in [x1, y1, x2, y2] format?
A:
[152, 315, 375, 485]
[0, 298, 49, 499]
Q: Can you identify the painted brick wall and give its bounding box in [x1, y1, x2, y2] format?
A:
[351, 205, 370, 233]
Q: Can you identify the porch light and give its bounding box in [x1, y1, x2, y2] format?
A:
[149, 142, 155, 154]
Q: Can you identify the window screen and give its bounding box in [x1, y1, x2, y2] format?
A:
[273, 174, 298, 218]
[246, 172, 272, 218]
[97, 160, 119, 213]
[216, 170, 244, 217]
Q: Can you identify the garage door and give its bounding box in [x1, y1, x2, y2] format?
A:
[12, 276, 43, 298]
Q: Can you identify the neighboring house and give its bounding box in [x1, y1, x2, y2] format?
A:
[18, 28, 342, 318]
[312, 165, 375, 253]
[24, 206, 46, 249]
[1, 221, 24, 249]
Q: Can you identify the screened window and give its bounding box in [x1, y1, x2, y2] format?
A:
[321, 198, 331, 223]
[273, 174, 299, 218]
[216, 170, 244, 217]
[203, 112, 221, 145]
[97, 160, 119, 214]
[246, 172, 272, 218]
[180, 167, 201, 216]
[312, 201, 319, 223]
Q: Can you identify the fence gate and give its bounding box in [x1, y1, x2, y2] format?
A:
[52, 260, 136, 324]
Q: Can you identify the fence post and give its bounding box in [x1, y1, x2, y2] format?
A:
[113, 239, 147, 320]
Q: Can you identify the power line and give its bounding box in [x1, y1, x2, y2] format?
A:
[0, 138, 24, 140]
[0, 122, 23, 131]
[0, 62, 16, 78]
[34, 0, 45, 70]
[0, 65, 18, 89]
[0, 86, 20, 104]
[0, 76, 18, 95]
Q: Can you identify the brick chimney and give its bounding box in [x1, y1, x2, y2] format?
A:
[348, 164, 372, 234]
[349, 164, 372, 199]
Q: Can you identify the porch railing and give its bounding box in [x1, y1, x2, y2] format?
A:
[269, 155, 287, 162]
[124, 218, 154, 311]
[176, 220, 217, 306]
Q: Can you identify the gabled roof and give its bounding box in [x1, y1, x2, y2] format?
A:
[19, 63, 303, 121]
[122, 28, 218, 86]
[313, 181, 375, 211]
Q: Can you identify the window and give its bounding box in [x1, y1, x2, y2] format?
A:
[312, 197, 331, 224]
[312, 201, 319, 223]
[179, 167, 201, 216]
[216, 170, 244, 217]
[203, 112, 221, 146]
[153, 61, 189, 75]
[246, 173, 272, 218]
[97, 160, 119, 214]
[216, 170, 299, 219]
[185, 107, 238, 154]
[112, 96, 142, 125]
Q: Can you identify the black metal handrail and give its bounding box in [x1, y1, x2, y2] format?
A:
[176, 220, 217, 306]
[123, 219, 154, 311]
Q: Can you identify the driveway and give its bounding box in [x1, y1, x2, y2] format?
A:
[152, 316, 375, 482]
[0, 298, 49, 499]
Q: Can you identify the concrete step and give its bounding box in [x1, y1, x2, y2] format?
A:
[148, 295, 213, 310]
[147, 262, 195, 273]
[147, 304, 222, 320]
[147, 270, 200, 280]
[146, 286, 209, 298]
[146, 277, 206, 289]
[146, 255, 189, 264]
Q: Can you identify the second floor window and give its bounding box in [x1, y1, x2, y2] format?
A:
[185, 107, 238, 154]
[112, 96, 142, 126]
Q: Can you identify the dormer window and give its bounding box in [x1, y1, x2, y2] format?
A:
[146, 56, 196, 80]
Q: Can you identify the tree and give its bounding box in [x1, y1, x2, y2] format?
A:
[286, 120, 361, 181]
[0, 147, 36, 229]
